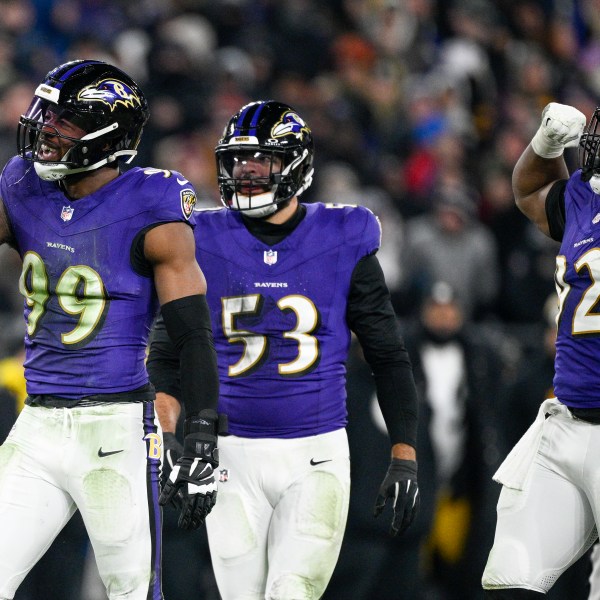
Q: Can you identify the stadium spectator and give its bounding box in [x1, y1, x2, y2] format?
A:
[400, 181, 500, 320]
[404, 281, 505, 599]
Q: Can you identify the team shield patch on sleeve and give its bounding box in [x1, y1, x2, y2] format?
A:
[180, 188, 197, 220]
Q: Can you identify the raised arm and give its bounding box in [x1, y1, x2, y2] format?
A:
[513, 103, 585, 236]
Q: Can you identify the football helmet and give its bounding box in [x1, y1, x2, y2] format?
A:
[215, 100, 314, 218]
[580, 106, 600, 192]
[17, 59, 149, 181]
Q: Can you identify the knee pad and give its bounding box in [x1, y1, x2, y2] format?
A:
[82, 468, 134, 543]
[296, 471, 346, 540]
[268, 573, 316, 600]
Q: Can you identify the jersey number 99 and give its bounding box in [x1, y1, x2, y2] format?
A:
[19, 251, 109, 347]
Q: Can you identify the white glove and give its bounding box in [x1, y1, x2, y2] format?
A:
[531, 102, 586, 158]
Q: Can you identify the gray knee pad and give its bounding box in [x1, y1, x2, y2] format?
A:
[268, 573, 316, 600]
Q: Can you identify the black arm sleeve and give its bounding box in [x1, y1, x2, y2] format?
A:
[147, 314, 181, 398]
[149, 295, 219, 418]
[545, 179, 567, 242]
[346, 254, 418, 448]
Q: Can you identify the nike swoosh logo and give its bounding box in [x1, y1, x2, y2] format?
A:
[177, 178, 189, 185]
[310, 458, 332, 466]
[98, 448, 124, 457]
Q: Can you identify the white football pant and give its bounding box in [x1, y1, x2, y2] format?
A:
[206, 428, 350, 600]
[0, 402, 163, 599]
[482, 408, 599, 593]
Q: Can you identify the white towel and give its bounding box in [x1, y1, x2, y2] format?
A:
[493, 397, 567, 490]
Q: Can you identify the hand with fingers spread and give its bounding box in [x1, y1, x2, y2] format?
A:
[159, 409, 221, 530]
[531, 102, 586, 159]
[374, 458, 419, 536]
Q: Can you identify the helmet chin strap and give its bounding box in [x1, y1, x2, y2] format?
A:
[33, 122, 126, 181]
[34, 149, 137, 181]
[248, 198, 296, 220]
[230, 190, 279, 218]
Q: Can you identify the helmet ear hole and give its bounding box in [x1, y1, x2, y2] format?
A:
[17, 59, 149, 181]
[215, 100, 314, 214]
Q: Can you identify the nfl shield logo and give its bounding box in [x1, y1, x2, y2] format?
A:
[61, 206, 74, 222]
[264, 249, 278, 265]
[219, 468, 229, 483]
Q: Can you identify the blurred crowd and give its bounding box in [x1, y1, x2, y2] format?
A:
[0, 0, 598, 598]
[0, 0, 588, 342]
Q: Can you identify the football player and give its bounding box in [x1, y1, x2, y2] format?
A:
[148, 100, 420, 599]
[0, 59, 220, 599]
[481, 102, 600, 598]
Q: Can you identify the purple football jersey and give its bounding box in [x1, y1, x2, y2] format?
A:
[195, 202, 382, 438]
[1, 158, 196, 398]
[553, 170, 600, 408]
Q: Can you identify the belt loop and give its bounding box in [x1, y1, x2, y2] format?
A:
[63, 407, 74, 437]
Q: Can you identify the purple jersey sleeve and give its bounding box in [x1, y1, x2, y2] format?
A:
[552, 170, 600, 407]
[0, 158, 197, 398]
[195, 202, 381, 438]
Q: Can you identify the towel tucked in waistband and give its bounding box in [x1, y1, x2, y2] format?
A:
[493, 397, 569, 491]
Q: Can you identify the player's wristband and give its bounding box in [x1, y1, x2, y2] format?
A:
[530, 127, 565, 159]
[183, 409, 228, 466]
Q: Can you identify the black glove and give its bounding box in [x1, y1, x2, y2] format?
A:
[161, 432, 184, 509]
[374, 458, 419, 536]
[159, 409, 222, 530]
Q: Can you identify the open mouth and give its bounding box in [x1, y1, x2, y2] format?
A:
[237, 179, 271, 196]
[238, 185, 266, 196]
[37, 141, 62, 162]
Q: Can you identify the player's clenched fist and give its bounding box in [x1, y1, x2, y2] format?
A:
[531, 102, 586, 159]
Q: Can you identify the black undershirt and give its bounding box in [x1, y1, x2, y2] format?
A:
[241, 203, 307, 245]
[545, 179, 567, 242]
